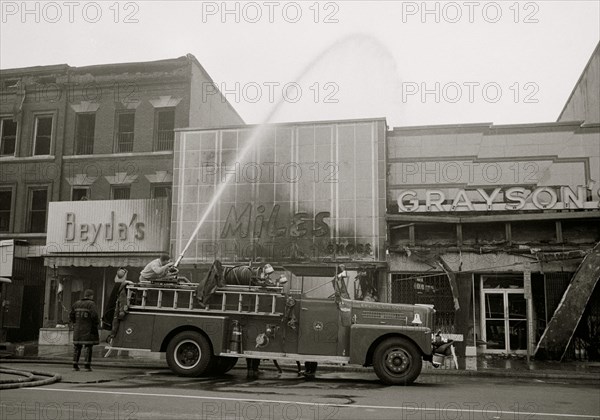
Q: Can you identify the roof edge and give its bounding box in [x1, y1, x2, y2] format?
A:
[556, 40, 600, 122]
[175, 117, 388, 132]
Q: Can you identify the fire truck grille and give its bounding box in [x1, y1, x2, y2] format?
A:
[362, 311, 408, 322]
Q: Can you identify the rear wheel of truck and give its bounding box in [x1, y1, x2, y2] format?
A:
[166, 331, 212, 377]
[373, 337, 422, 385]
[205, 356, 239, 376]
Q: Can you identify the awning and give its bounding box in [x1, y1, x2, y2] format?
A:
[43, 253, 162, 268]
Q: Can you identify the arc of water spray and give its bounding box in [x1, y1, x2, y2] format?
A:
[174, 34, 397, 267]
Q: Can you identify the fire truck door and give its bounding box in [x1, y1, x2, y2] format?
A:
[297, 299, 339, 355]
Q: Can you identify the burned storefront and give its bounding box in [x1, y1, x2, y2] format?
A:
[171, 118, 388, 301]
[40, 199, 170, 344]
[386, 121, 600, 361]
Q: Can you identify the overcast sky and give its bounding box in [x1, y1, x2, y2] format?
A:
[1, 1, 599, 127]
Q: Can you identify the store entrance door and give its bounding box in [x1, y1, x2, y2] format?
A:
[481, 277, 527, 353]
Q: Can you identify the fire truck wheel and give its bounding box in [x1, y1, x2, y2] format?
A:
[373, 337, 422, 385]
[205, 356, 239, 376]
[166, 331, 213, 377]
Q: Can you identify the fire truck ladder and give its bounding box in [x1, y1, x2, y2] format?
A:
[126, 285, 282, 316]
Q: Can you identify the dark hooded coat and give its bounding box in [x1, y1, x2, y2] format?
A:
[70, 298, 100, 345]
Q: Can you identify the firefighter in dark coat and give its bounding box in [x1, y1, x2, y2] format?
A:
[69, 289, 100, 371]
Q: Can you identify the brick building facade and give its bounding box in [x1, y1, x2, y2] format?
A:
[0, 55, 242, 341]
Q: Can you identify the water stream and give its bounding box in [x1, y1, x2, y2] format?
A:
[175, 34, 398, 266]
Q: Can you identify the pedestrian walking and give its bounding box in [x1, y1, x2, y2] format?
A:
[69, 289, 99, 371]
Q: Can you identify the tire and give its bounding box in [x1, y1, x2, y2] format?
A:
[373, 337, 422, 385]
[166, 331, 213, 377]
[205, 356, 239, 376]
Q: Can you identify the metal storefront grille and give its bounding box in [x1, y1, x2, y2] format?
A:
[391, 273, 456, 333]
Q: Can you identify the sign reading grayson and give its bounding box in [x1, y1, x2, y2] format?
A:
[46, 199, 169, 253]
[397, 186, 600, 212]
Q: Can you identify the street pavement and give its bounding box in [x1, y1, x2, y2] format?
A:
[0, 361, 599, 420]
[1, 344, 599, 419]
[9, 342, 600, 381]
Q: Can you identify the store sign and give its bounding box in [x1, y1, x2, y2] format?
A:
[397, 186, 599, 212]
[220, 204, 330, 239]
[206, 203, 375, 261]
[46, 199, 169, 253]
[64, 211, 145, 243]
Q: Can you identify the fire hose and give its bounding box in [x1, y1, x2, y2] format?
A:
[0, 366, 61, 389]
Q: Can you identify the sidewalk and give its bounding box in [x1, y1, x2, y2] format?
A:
[1, 342, 599, 383]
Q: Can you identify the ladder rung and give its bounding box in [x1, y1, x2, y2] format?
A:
[157, 290, 163, 308]
[238, 293, 243, 312]
[174, 291, 178, 309]
[271, 295, 276, 314]
[254, 295, 259, 312]
[189, 291, 193, 310]
[142, 290, 147, 308]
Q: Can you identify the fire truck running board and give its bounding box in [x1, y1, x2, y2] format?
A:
[103, 346, 152, 358]
[220, 351, 350, 364]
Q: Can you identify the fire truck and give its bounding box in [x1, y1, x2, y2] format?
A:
[107, 263, 445, 385]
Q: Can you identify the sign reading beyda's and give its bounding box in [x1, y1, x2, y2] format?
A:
[397, 186, 600, 212]
[64, 212, 145, 243]
[46, 199, 169, 253]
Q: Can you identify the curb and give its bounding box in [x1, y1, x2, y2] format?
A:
[2, 357, 599, 383]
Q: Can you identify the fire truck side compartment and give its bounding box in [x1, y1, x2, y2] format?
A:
[148, 314, 229, 354]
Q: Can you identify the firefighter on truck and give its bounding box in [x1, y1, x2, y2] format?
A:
[105, 259, 454, 385]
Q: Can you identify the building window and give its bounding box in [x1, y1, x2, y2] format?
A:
[152, 184, 171, 199]
[111, 186, 131, 199]
[75, 113, 95, 155]
[0, 118, 17, 156]
[72, 187, 90, 201]
[154, 108, 175, 151]
[33, 115, 53, 155]
[115, 112, 135, 153]
[28, 188, 48, 232]
[0, 189, 12, 232]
